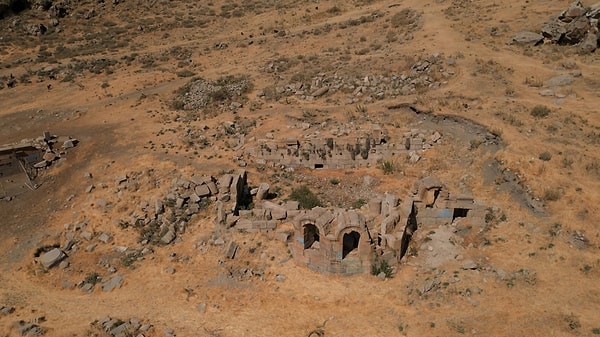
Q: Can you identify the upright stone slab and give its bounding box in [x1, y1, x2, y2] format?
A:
[256, 183, 270, 200]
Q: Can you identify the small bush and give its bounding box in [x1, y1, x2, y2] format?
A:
[538, 152, 552, 161]
[289, 186, 322, 209]
[531, 105, 551, 118]
[379, 160, 395, 175]
[371, 259, 393, 278]
[330, 178, 340, 185]
[543, 188, 562, 201]
[353, 198, 366, 209]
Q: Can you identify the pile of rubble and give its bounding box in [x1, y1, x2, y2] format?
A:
[89, 316, 156, 337]
[175, 75, 252, 111]
[261, 53, 456, 103]
[511, 0, 599, 53]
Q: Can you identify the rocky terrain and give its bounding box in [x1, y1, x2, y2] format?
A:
[1, 0, 600, 336]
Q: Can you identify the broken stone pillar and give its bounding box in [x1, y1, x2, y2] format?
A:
[256, 183, 270, 200]
[368, 198, 382, 215]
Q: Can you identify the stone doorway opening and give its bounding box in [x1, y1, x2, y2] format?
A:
[304, 224, 320, 249]
[342, 231, 360, 259]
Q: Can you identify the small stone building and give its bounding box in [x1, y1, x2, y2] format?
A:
[289, 208, 373, 274]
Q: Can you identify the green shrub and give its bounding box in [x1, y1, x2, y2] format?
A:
[289, 186, 322, 209]
[379, 160, 395, 175]
[543, 188, 561, 201]
[539, 152, 552, 161]
[530, 105, 551, 118]
[371, 259, 393, 278]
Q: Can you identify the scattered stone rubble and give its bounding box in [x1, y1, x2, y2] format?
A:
[0, 130, 78, 200]
[242, 123, 441, 169]
[512, 0, 600, 53]
[261, 53, 456, 103]
[214, 174, 484, 275]
[13, 316, 46, 337]
[89, 316, 155, 337]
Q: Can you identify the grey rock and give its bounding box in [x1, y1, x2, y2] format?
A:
[164, 267, 176, 274]
[563, 15, 590, 44]
[541, 20, 567, 42]
[40, 248, 66, 269]
[510, 31, 544, 45]
[588, 2, 600, 19]
[224, 241, 238, 259]
[155, 199, 164, 215]
[59, 260, 70, 269]
[275, 274, 286, 282]
[256, 182, 270, 200]
[559, 0, 587, 23]
[461, 260, 478, 269]
[579, 28, 598, 53]
[0, 306, 15, 316]
[197, 303, 206, 313]
[194, 184, 211, 197]
[102, 275, 123, 292]
[544, 74, 574, 87]
[161, 230, 176, 244]
[62, 139, 75, 149]
[81, 283, 94, 293]
[311, 86, 329, 97]
[98, 233, 112, 243]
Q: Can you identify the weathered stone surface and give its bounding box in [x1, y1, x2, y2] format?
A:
[559, 0, 587, 23]
[541, 20, 567, 42]
[510, 31, 543, 45]
[98, 233, 112, 243]
[102, 275, 123, 292]
[579, 28, 598, 53]
[0, 306, 15, 316]
[255, 182, 270, 200]
[195, 184, 211, 197]
[311, 86, 329, 97]
[40, 248, 66, 269]
[588, 2, 600, 19]
[544, 74, 574, 87]
[223, 241, 238, 259]
[563, 15, 590, 44]
[155, 199, 164, 214]
[161, 229, 176, 244]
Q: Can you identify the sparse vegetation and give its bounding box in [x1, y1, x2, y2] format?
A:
[530, 105, 551, 118]
[379, 160, 396, 175]
[371, 259, 393, 278]
[289, 186, 322, 209]
[538, 152, 552, 161]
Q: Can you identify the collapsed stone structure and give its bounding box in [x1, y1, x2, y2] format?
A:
[0, 131, 78, 200]
[214, 172, 484, 275]
[243, 124, 442, 169]
[512, 0, 600, 53]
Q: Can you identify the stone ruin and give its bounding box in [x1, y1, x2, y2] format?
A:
[215, 173, 484, 275]
[0, 131, 78, 200]
[511, 0, 600, 53]
[242, 123, 442, 169]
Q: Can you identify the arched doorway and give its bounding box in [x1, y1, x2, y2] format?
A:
[342, 231, 360, 259]
[304, 224, 320, 249]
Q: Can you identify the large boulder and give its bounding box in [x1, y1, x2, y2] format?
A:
[579, 27, 599, 53]
[563, 15, 591, 44]
[541, 20, 567, 42]
[40, 248, 66, 269]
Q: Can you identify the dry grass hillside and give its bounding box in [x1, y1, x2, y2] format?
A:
[1, 0, 600, 336]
